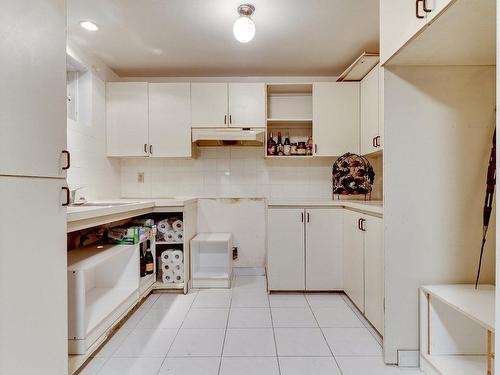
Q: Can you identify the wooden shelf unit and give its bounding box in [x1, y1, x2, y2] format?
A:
[419, 284, 495, 375]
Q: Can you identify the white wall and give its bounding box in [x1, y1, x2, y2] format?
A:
[384, 66, 496, 364]
[66, 44, 121, 201]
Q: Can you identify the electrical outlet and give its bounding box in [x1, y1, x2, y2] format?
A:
[232, 247, 238, 260]
[137, 172, 145, 183]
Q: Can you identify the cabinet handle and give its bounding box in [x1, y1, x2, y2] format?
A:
[372, 137, 377, 148]
[62, 150, 70, 170]
[307, 212, 310, 223]
[376, 136, 381, 147]
[360, 218, 366, 232]
[149, 144, 153, 154]
[229, 115, 232, 124]
[416, 0, 425, 18]
[224, 115, 227, 124]
[358, 218, 362, 230]
[314, 144, 318, 154]
[144, 143, 147, 153]
[423, 0, 432, 12]
[61, 186, 70, 207]
[301, 212, 304, 222]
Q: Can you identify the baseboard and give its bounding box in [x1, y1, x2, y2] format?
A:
[398, 350, 420, 367]
[233, 267, 266, 276]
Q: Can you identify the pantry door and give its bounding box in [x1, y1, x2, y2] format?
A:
[267, 208, 305, 291]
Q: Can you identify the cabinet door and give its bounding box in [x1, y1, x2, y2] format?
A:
[149, 83, 191, 157]
[380, 0, 427, 64]
[0, 0, 67, 178]
[361, 66, 380, 155]
[0, 176, 67, 374]
[106, 82, 149, 157]
[191, 83, 228, 128]
[343, 210, 365, 311]
[305, 209, 343, 290]
[228, 83, 266, 127]
[267, 208, 305, 291]
[364, 216, 384, 335]
[313, 83, 360, 157]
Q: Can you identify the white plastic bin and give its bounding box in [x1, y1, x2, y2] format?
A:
[191, 233, 232, 288]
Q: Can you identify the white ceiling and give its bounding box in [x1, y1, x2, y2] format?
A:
[67, 0, 379, 77]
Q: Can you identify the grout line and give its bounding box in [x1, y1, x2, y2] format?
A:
[341, 294, 383, 346]
[154, 290, 199, 375]
[268, 280, 282, 375]
[217, 275, 236, 375]
[305, 293, 345, 375]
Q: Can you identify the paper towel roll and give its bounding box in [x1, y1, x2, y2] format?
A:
[171, 250, 183, 264]
[161, 250, 174, 264]
[172, 263, 183, 273]
[171, 220, 183, 232]
[174, 231, 183, 243]
[157, 220, 172, 234]
[172, 272, 184, 283]
[161, 262, 173, 273]
[163, 230, 176, 242]
[162, 269, 174, 283]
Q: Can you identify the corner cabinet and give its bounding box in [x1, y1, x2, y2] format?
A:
[267, 207, 343, 291]
[191, 82, 266, 128]
[343, 210, 384, 335]
[360, 65, 383, 155]
[312, 83, 360, 156]
[106, 82, 192, 158]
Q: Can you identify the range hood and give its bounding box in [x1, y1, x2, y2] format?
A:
[192, 127, 265, 146]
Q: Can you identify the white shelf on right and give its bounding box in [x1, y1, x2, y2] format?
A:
[419, 284, 495, 375]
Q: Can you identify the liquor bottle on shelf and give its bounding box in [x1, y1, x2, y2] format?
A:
[277, 131, 284, 156]
[140, 243, 146, 277]
[145, 247, 154, 275]
[267, 132, 276, 156]
[306, 136, 313, 156]
[284, 132, 291, 156]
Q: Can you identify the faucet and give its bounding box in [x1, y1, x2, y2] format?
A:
[69, 187, 86, 205]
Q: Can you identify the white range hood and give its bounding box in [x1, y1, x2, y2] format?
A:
[192, 127, 265, 146]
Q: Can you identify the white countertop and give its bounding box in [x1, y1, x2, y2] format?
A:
[268, 199, 383, 215]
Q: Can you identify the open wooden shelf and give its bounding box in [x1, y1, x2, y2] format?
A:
[421, 353, 487, 375]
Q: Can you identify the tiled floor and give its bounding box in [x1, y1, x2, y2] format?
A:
[80, 276, 424, 375]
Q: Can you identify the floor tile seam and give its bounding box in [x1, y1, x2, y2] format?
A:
[268, 289, 282, 375]
[340, 294, 383, 347]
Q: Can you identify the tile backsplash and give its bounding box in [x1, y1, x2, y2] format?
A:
[121, 147, 383, 200]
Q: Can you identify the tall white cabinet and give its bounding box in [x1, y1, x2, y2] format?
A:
[312, 83, 360, 156]
[0, 1, 68, 374]
[361, 65, 383, 155]
[267, 207, 343, 291]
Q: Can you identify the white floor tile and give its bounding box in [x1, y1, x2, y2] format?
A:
[91, 329, 132, 358]
[192, 290, 232, 308]
[168, 328, 225, 357]
[113, 328, 177, 357]
[305, 294, 346, 308]
[322, 327, 382, 356]
[228, 308, 272, 328]
[278, 357, 342, 375]
[231, 290, 269, 308]
[136, 305, 189, 329]
[138, 293, 160, 311]
[312, 305, 364, 328]
[181, 308, 229, 329]
[223, 328, 276, 357]
[220, 357, 279, 375]
[78, 358, 106, 375]
[151, 292, 197, 311]
[271, 307, 318, 328]
[234, 276, 267, 290]
[399, 369, 425, 374]
[96, 357, 163, 375]
[119, 307, 149, 331]
[336, 356, 401, 375]
[158, 357, 220, 375]
[274, 328, 331, 357]
[269, 294, 308, 308]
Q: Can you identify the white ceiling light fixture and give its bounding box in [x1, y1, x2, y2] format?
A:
[233, 4, 255, 43]
[79, 21, 99, 31]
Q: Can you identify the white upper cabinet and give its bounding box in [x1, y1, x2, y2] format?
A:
[380, 0, 428, 64]
[228, 83, 266, 127]
[191, 83, 228, 128]
[361, 65, 382, 155]
[148, 83, 191, 157]
[106, 82, 149, 157]
[313, 82, 360, 157]
[0, 0, 67, 178]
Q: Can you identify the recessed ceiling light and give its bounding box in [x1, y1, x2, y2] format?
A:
[80, 21, 99, 31]
[233, 4, 255, 43]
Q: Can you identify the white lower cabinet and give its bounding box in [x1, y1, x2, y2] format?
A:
[267, 207, 343, 291]
[343, 210, 384, 335]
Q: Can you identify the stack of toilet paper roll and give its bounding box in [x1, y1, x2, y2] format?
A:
[160, 249, 184, 283]
[157, 219, 183, 243]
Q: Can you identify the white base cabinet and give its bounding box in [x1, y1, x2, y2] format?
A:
[343, 210, 384, 335]
[267, 207, 343, 291]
